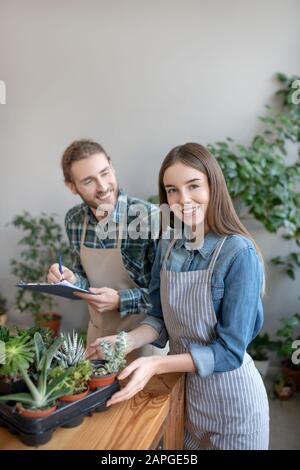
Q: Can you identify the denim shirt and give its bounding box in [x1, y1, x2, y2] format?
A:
[142, 231, 264, 377]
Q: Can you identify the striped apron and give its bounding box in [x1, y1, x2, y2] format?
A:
[160, 237, 270, 450]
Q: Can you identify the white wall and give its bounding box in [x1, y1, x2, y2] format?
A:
[0, 0, 299, 335]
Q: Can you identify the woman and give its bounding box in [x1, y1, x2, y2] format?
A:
[87, 143, 270, 450]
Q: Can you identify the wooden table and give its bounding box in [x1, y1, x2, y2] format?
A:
[0, 373, 185, 450]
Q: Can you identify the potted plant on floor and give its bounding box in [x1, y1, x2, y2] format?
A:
[273, 373, 295, 401]
[247, 333, 273, 378]
[0, 294, 8, 326]
[50, 331, 93, 401]
[89, 331, 127, 390]
[0, 332, 73, 418]
[274, 313, 300, 391]
[10, 212, 71, 335]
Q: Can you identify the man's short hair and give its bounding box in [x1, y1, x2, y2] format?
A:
[61, 139, 110, 183]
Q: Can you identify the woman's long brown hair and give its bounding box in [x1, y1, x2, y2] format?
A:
[158, 143, 265, 287]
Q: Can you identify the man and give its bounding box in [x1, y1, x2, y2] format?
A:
[47, 139, 159, 346]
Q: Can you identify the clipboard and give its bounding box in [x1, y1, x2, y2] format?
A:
[16, 280, 94, 300]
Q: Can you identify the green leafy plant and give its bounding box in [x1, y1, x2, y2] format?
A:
[93, 331, 127, 376]
[10, 211, 71, 322]
[0, 332, 73, 410]
[208, 73, 300, 280]
[247, 333, 273, 361]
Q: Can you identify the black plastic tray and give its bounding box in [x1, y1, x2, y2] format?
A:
[0, 377, 29, 395]
[0, 381, 119, 446]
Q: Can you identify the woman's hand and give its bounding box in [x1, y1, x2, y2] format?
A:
[74, 287, 120, 313]
[85, 335, 118, 360]
[106, 356, 160, 406]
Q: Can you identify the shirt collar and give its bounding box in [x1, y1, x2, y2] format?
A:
[84, 189, 127, 225]
[174, 230, 222, 259]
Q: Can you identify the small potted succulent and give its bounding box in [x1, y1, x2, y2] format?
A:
[50, 331, 93, 401]
[89, 331, 127, 390]
[0, 332, 73, 418]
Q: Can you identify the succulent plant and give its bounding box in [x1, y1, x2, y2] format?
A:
[0, 335, 34, 379]
[0, 333, 73, 409]
[50, 360, 93, 395]
[94, 331, 127, 376]
[54, 330, 85, 367]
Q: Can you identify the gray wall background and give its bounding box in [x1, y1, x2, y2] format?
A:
[0, 0, 299, 337]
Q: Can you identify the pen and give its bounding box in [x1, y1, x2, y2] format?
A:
[58, 254, 64, 281]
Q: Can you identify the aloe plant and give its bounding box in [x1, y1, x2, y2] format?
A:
[0, 333, 73, 409]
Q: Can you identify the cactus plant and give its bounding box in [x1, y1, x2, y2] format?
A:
[93, 331, 127, 376]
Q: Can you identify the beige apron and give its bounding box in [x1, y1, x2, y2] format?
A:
[80, 213, 165, 357]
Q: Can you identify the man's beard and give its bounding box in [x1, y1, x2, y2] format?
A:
[76, 184, 119, 212]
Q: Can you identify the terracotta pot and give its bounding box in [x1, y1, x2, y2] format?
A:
[274, 384, 294, 400]
[88, 373, 117, 390]
[17, 403, 57, 418]
[58, 388, 89, 402]
[36, 313, 62, 336]
[281, 360, 300, 392]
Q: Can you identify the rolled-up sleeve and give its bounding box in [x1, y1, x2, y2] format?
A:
[190, 247, 264, 377]
[140, 241, 169, 348]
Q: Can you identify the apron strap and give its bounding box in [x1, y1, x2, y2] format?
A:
[207, 236, 227, 273]
[116, 223, 124, 249]
[161, 239, 177, 271]
[81, 210, 124, 249]
[80, 214, 88, 246]
[162, 235, 227, 273]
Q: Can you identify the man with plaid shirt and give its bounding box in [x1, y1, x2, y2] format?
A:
[48, 140, 159, 346]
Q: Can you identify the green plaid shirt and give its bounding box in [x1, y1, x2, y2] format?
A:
[65, 190, 159, 317]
